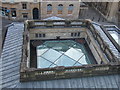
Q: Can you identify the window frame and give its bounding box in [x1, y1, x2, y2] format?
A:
[22, 13, 28, 19]
[58, 4, 63, 14]
[11, 8, 16, 17]
[22, 3, 27, 9]
[68, 4, 74, 14]
[47, 4, 52, 14]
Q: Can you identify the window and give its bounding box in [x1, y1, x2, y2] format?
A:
[58, 4, 63, 14]
[2, 7, 5, 11]
[22, 3, 27, 9]
[78, 32, 80, 36]
[11, 8, 16, 17]
[10, 0, 14, 3]
[35, 33, 46, 38]
[68, 4, 73, 14]
[74, 33, 77, 36]
[35, 34, 38, 38]
[22, 13, 28, 19]
[2, 7, 8, 16]
[39, 34, 41, 37]
[71, 33, 73, 36]
[43, 34, 45, 37]
[34, 0, 37, 2]
[4, 7, 7, 12]
[71, 32, 80, 37]
[47, 4, 52, 14]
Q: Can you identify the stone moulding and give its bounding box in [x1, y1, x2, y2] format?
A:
[20, 63, 120, 82]
[20, 19, 120, 82]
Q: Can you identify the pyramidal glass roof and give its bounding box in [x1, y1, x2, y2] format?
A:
[37, 40, 95, 68]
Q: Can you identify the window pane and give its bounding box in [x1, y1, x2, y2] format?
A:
[78, 55, 88, 65]
[55, 55, 76, 66]
[58, 4, 63, 10]
[37, 57, 52, 68]
[71, 33, 73, 36]
[41, 48, 62, 62]
[64, 48, 83, 61]
[43, 34, 45, 37]
[47, 4, 52, 14]
[37, 48, 49, 56]
[47, 4, 52, 11]
[74, 33, 77, 36]
[78, 32, 80, 36]
[68, 4, 73, 11]
[39, 34, 41, 37]
[22, 3, 27, 9]
[68, 4, 73, 14]
[35, 33, 38, 38]
[23, 14, 28, 19]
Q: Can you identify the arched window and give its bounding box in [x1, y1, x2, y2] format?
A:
[68, 4, 73, 14]
[58, 4, 63, 14]
[47, 4, 52, 14]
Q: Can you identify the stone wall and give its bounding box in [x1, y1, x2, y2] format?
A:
[41, 1, 80, 19]
[20, 20, 120, 82]
[2, 2, 40, 20]
[2, 0, 80, 20]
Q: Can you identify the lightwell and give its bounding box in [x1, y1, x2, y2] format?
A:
[20, 20, 120, 82]
[36, 40, 96, 68]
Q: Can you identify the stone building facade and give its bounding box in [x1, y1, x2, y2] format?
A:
[89, 2, 120, 26]
[41, 0, 80, 19]
[1, 0, 40, 20]
[1, 0, 80, 20]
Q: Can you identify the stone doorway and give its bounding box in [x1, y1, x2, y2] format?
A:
[33, 8, 39, 19]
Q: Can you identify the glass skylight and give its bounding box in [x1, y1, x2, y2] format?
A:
[37, 40, 96, 68]
[108, 31, 120, 45]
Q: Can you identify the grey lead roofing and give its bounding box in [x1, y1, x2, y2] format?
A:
[0, 22, 120, 88]
[93, 23, 120, 59]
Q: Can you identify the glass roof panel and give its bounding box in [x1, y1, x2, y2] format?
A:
[61, 40, 76, 47]
[37, 57, 52, 68]
[64, 48, 84, 61]
[74, 62, 82, 66]
[41, 48, 62, 62]
[37, 45, 47, 49]
[72, 43, 86, 53]
[52, 42, 69, 52]
[55, 55, 76, 66]
[110, 34, 119, 43]
[43, 41, 58, 48]
[36, 40, 96, 68]
[37, 49, 49, 56]
[108, 31, 120, 45]
[78, 55, 88, 65]
[49, 64, 57, 67]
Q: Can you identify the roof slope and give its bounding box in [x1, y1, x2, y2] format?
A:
[0, 22, 120, 88]
[92, 23, 120, 59]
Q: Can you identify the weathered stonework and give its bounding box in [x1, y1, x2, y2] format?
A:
[1, 0, 80, 20]
[20, 19, 120, 82]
